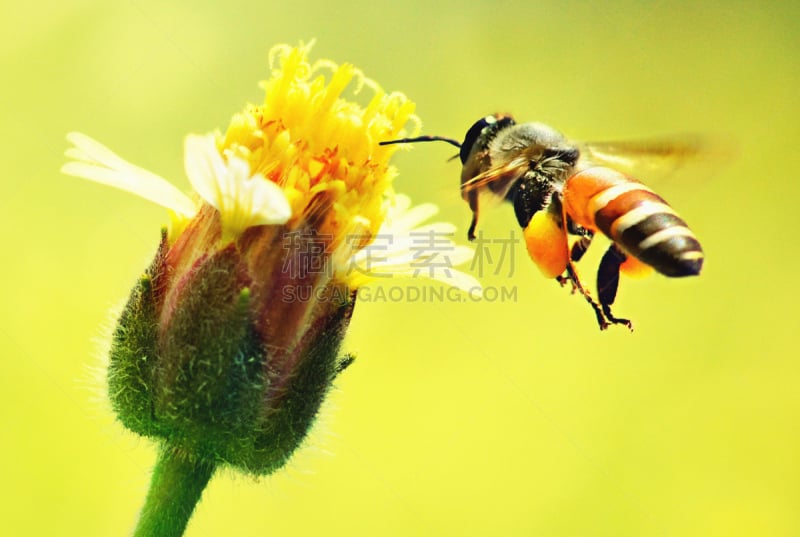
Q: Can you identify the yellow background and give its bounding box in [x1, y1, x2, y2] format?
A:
[2, 1, 799, 535]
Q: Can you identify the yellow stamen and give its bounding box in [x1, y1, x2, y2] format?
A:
[219, 43, 419, 252]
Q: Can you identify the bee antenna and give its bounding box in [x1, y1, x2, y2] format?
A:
[379, 135, 462, 149]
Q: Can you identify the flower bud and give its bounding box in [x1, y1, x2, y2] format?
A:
[109, 219, 355, 474]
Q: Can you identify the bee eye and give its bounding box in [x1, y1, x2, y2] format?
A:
[460, 114, 517, 164]
[460, 117, 493, 163]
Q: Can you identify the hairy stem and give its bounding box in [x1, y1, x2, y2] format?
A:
[132, 446, 216, 537]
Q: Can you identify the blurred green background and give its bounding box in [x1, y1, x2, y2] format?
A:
[2, 0, 799, 535]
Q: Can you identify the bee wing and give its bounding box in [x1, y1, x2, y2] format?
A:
[460, 156, 530, 194]
[577, 134, 733, 182]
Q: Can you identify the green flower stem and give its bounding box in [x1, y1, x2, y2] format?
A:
[133, 446, 216, 537]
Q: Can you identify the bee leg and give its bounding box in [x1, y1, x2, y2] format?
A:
[565, 262, 609, 330]
[570, 231, 595, 263]
[566, 219, 591, 237]
[467, 190, 479, 241]
[467, 212, 478, 242]
[555, 237, 590, 290]
[558, 229, 593, 289]
[597, 245, 634, 331]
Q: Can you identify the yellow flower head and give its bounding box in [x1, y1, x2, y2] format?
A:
[220, 42, 418, 246]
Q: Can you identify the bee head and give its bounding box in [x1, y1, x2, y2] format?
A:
[459, 113, 516, 164]
[377, 113, 517, 164]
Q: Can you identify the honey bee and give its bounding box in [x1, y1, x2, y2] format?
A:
[381, 114, 707, 330]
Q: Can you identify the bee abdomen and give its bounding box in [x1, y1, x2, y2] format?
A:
[563, 166, 703, 276]
[587, 176, 704, 277]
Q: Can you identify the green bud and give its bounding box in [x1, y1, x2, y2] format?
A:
[109, 219, 355, 476]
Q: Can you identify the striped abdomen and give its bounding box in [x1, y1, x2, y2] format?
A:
[563, 166, 703, 277]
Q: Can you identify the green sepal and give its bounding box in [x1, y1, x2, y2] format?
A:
[153, 244, 263, 464]
[107, 232, 167, 438]
[244, 295, 355, 475]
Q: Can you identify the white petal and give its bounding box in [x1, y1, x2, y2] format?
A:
[62, 132, 196, 217]
[417, 268, 483, 295]
[371, 265, 482, 295]
[436, 269, 482, 295]
[407, 222, 458, 235]
[386, 193, 412, 215]
[229, 162, 292, 226]
[183, 134, 228, 210]
[387, 202, 439, 231]
[344, 193, 481, 294]
[442, 245, 476, 266]
[183, 134, 291, 235]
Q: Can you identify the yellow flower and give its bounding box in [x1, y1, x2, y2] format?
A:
[62, 43, 479, 493]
